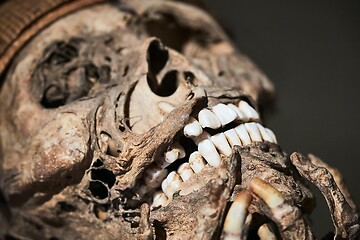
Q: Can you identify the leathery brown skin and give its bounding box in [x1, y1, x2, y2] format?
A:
[0, 0, 359, 239]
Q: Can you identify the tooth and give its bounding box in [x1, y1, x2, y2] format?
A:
[256, 123, 274, 143]
[210, 132, 232, 156]
[198, 108, 221, 129]
[228, 103, 247, 121]
[164, 142, 186, 164]
[198, 139, 222, 167]
[137, 184, 151, 197]
[235, 124, 252, 145]
[151, 191, 170, 208]
[211, 103, 237, 126]
[258, 224, 276, 240]
[265, 128, 277, 144]
[238, 100, 259, 120]
[189, 151, 206, 173]
[144, 165, 168, 188]
[177, 163, 194, 182]
[224, 129, 242, 147]
[161, 171, 183, 199]
[155, 156, 170, 169]
[250, 178, 284, 209]
[191, 131, 211, 145]
[184, 117, 203, 137]
[244, 122, 262, 142]
[158, 101, 175, 114]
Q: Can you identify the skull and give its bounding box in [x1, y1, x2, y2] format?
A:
[0, 1, 317, 239]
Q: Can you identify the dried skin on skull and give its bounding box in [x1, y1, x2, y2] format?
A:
[0, 0, 358, 239]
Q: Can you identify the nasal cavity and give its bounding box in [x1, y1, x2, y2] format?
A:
[147, 70, 179, 97]
[147, 40, 168, 76]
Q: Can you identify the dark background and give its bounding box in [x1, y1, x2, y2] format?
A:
[204, 0, 360, 237]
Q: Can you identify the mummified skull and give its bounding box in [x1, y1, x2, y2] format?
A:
[0, 0, 359, 239]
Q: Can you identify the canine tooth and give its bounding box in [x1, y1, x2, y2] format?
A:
[158, 101, 175, 114]
[244, 122, 262, 142]
[177, 163, 194, 182]
[198, 139, 222, 167]
[257, 123, 273, 143]
[191, 131, 211, 145]
[198, 108, 221, 129]
[184, 117, 203, 137]
[224, 129, 242, 147]
[228, 103, 247, 121]
[235, 124, 252, 145]
[164, 143, 186, 163]
[211, 132, 232, 156]
[250, 178, 284, 209]
[151, 191, 170, 208]
[144, 165, 168, 188]
[189, 151, 206, 173]
[238, 100, 259, 120]
[211, 103, 237, 126]
[265, 128, 277, 144]
[161, 171, 183, 199]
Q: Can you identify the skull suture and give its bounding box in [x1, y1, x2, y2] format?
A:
[0, 1, 359, 239]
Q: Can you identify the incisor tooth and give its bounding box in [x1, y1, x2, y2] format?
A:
[189, 151, 206, 173]
[257, 123, 273, 143]
[228, 103, 247, 121]
[211, 132, 232, 156]
[198, 108, 221, 129]
[235, 124, 252, 145]
[211, 103, 237, 126]
[198, 139, 222, 167]
[191, 131, 211, 145]
[161, 171, 183, 199]
[177, 163, 194, 182]
[223, 190, 253, 240]
[183, 117, 203, 137]
[265, 128, 277, 144]
[245, 122, 262, 142]
[144, 165, 168, 188]
[164, 142, 186, 163]
[151, 191, 170, 208]
[224, 129, 242, 147]
[238, 100, 259, 120]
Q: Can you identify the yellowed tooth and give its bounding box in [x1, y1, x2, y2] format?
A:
[244, 122, 262, 142]
[151, 191, 170, 209]
[250, 178, 285, 209]
[235, 124, 252, 145]
[164, 142, 186, 164]
[265, 127, 278, 144]
[257, 123, 274, 143]
[189, 151, 206, 173]
[184, 117, 203, 137]
[161, 171, 183, 199]
[224, 128, 242, 147]
[228, 103, 247, 121]
[144, 165, 168, 188]
[258, 224, 277, 240]
[223, 190, 253, 240]
[212, 103, 237, 126]
[238, 100, 259, 120]
[191, 131, 211, 145]
[177, 163, 194, 182]
[211, 132, 232, 156]
[198, 108, 221, 129]
[198, 139, 222, 167]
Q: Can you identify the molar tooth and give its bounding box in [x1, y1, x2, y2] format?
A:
[198, 108, 221, 129]
[211, 103, 237, 126]
[191, 131, 211, 145]
[265, 128, 277, 144]
[224, 128, 242, 147]
[238, 100, 259, 120]
[235, 124, 252, 145]
[161, 171, 183, 199]
[177, 163, 194, 182]
[158, 101, 175, 114]
[184, 117, 203, 137]
[210, 132, 232, 156]
[228, 103, 247, 121]
[198, 139, 222, 167]
[151, 191, 170, 209]
[245, 122, 262, 142]
[144, 165, 168, 188]
[164, 142, 186, 164]
[189, 151, 206, 173]
[257, 123, 274, 143]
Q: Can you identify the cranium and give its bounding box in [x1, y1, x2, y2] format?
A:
[0, 0, 358, 239]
